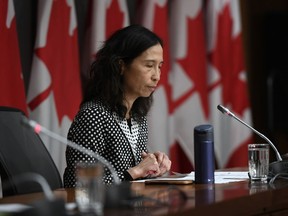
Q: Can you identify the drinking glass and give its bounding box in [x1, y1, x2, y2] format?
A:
[248, 144, 269, 182]
[75, 162, 104, 215]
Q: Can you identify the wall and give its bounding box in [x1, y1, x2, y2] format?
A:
[242, 0, 288, 156]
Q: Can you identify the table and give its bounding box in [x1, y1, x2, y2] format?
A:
[1, 177, 288, 215]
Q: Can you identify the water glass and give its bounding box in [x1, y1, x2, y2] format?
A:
[75, 162, 104, 215]
[248, 144, 269, 182]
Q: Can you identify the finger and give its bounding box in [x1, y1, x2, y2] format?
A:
[146, 153, 157, 160]
[154, 152, 167, 165]
[141, 151, 148, 158]
[162, 157, 171, 169]
[159, 159, 172, 175]
[145, 161, 160, 177]
[147, 170, 157, 175]
[156, 153, 167, 167]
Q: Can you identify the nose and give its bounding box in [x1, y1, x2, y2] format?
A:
[152, 67, 161, 82]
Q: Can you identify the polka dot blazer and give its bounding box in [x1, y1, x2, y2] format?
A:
[63, 100, 148, 187]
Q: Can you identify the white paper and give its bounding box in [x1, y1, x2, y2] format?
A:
[0, 204, 31, 212]
[0, 203, 78, 213]
[133, 171, 249, 184]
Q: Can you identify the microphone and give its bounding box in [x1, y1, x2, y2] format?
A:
[217, 104, 282, 161]
[21, 117, 135, 208]
[217, 104, 288, 179]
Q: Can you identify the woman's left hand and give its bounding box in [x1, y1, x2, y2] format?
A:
[142, 151, 171, 176]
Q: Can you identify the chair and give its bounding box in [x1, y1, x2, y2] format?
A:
[0, 106, 63, 196]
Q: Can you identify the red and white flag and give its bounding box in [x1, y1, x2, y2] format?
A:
[135, 0, 173, 158]
[170, 0, 209, 172]
[81, 0, 130, 82]
[0, 0, 27, 114]
[206, 0, 253, 168]
[27, 0, 82, 176]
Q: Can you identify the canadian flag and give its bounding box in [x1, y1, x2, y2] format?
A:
[81, 0, 130, 83]
[27, 0, 82, 176]
[169, 0, 209, 171]
[135, 0, 172, 156]
[206, 0, 253, 168]
[0, 0, 27, 114]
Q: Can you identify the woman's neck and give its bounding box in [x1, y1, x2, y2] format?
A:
[123, 97, 135, 119]
[125, 112, 131, 120]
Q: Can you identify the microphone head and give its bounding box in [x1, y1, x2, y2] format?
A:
[217, 104, 234, 117]
[217, 104, 226, 114]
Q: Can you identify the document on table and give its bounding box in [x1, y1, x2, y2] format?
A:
[0, 204, 31, 213]
[133, 171, 249, 184]
[0, 203, 78, 214]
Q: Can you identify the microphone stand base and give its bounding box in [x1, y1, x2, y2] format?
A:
[268, 160, 288, 179]
[104, 182, 132, 208]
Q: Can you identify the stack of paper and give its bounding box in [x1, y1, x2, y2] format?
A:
[133, 171, 249, 184]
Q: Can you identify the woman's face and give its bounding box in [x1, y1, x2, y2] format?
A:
[122, 43, 163, 103]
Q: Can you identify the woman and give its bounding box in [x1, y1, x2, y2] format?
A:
[64, 25, 171, 186]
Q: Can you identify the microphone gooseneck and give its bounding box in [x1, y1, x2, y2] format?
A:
[22, 117, 121, 185]
[217, 104, 283, 162]
[6, 173, 67, 216]
[11, 173, 54, 200]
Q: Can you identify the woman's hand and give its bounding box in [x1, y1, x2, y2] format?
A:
[151, 151, 171, 176]
[127, 151, 172, 180]
[127, 152, 161, 179]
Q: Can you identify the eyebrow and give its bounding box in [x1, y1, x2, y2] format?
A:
[144, 59, 164, 64]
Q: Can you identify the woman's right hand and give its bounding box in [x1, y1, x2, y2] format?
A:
[127, 153, 160, 180]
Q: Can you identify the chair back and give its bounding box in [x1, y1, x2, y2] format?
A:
[0, 107, 63, 196]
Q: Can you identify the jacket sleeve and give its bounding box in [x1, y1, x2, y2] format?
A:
[63, 107, 124, 186]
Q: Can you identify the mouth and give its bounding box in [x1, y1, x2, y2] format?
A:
[148, 86, 157, 91]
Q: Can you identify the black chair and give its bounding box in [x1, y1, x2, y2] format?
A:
[0, 106, 63, 196]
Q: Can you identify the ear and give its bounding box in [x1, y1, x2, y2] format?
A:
[119, 59, 125, 75]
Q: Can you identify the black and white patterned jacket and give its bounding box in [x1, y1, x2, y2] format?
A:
[63, 100, 148, 187]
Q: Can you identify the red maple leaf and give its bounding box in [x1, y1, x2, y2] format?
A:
[30, 1, 82, 123]
[208, 4, 249, 115]
[106, 0, 125, 38]
[176, 11, 209, 119]
[208, 4, 252, 168]
[0, 0, 27, 114]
